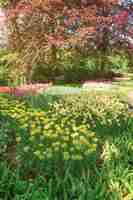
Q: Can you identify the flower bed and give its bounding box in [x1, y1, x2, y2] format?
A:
[0, 91, 132, 199]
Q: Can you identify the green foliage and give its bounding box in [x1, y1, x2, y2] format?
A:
[31, 63, 53, 82]
[0, 95, 20, 160]
[0, 163, 49, 200]
[108, 51, 130, 73]
[61, 50, 131, 81]
[0, 115, 16, 160]
[1, 48, 131, 85]
[1, 130, 133, 200]
[30, 49, 131, 82]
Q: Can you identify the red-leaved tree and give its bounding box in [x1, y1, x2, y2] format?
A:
[7, 0, 126, 81]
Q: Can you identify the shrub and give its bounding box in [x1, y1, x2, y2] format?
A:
[55, 50, 113, 82]
[30, 49, 131, 82]
[1, 49, 131, 85]
[107, 51, 130, 73]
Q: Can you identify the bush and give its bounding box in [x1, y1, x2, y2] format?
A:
[1, 48, 131, 85]
[31, 49, 131, 82]
[61, 51, 108, 81]
[107, 50, 130, 73]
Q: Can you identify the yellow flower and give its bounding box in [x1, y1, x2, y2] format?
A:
[40, 117, 45, 121]
[80, 127, 87, 133]
[36, 112, 45, 117]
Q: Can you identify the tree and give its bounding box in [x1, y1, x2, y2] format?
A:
[7, 0, 132, 81]
[112, 1, 133, 49]
[8, 1, 118, 52]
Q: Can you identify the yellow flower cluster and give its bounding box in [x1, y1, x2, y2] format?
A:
[29, 115, 98, 161]
[0, 96, 98, 162]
